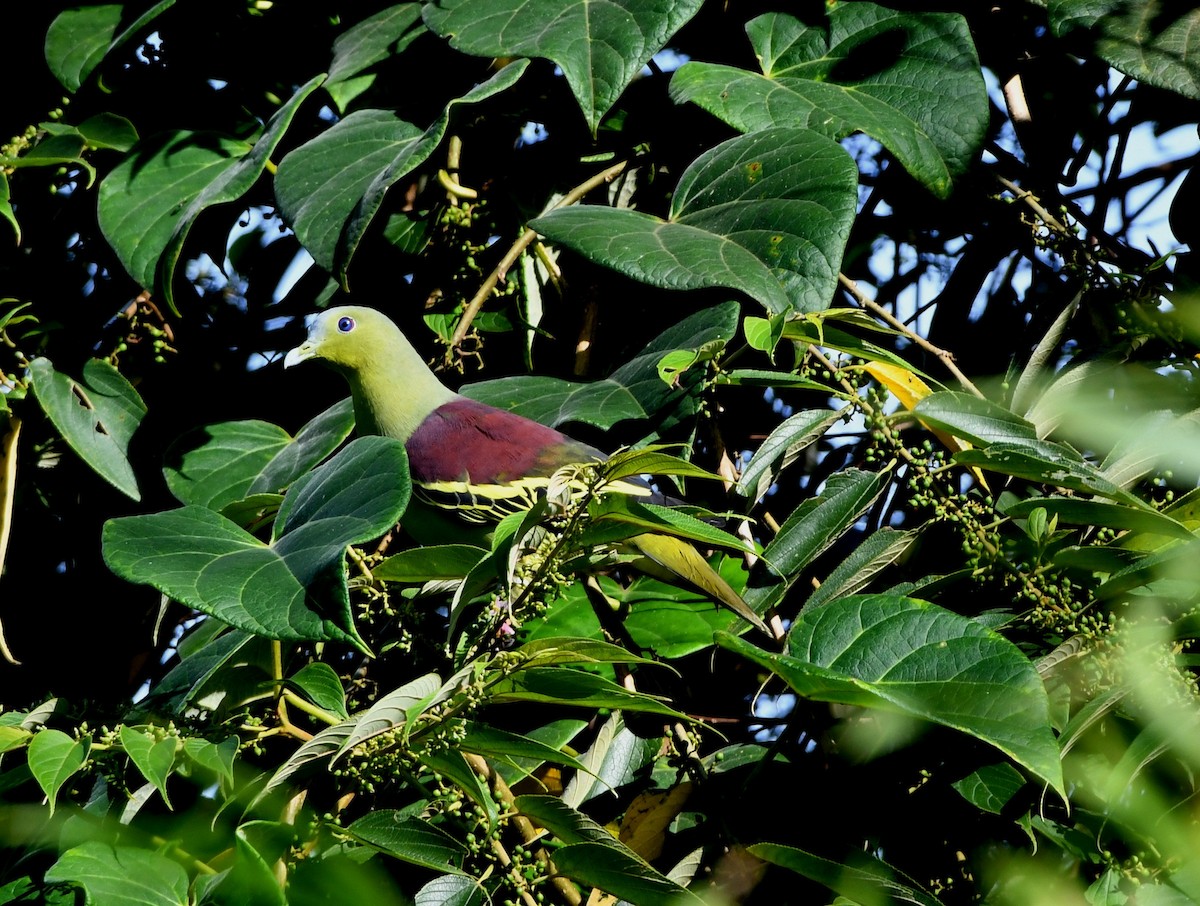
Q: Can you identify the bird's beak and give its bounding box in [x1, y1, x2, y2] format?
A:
[283, 342, 313, 368]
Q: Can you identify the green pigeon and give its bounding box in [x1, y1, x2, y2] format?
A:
[284, 305, 765, 632]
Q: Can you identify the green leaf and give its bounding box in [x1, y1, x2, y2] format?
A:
[461, 375, 645, 430]
[1048, 0, 1200, 100]
[334, 673, 443, 760]
[374, 544, 488, 582]
[346, 812, 469, 873]
[802, 527, 919, 610]
[0, 172, 16, 245]
[119, 725, 176, 807]
[97, 130, 252, 293]
[743, 468, 889, 614]
[671, 5, 987, 196]
[748, 842, 946, 906]
[288, 663, 349, 720]
[784, 320, 933, 373]
[717, 594, 1065, 796]
[164, 399, 354, 509]
[952, 762, 1027, 814]
[912, 392, 1039, 446]
[586, 496, 750, 553]
[736, 408, 843, 500]
[492, 667, 687, 719]
[76, 113, 139, 151]
[45, 842, 189, 906]
[28, 357, 146, 501]
[27, 729, 87, 817]
[158, 75, 326, 311]
[515, 794, 627, 846]
[552, 843, 704, 906]
[45, 3, 177, 93]
[414, 875, 486, 906]
[1004, 497, 1194, 541]
[255, 719, 357, 805]
[533, 128, 857, 315]
[103, 436, 411, 648]
[164, 421, 291, 509]
[512, 636, 661, 669]
[458, 722, 589, 774]
[327, 5, 426, 89]
[275, 61, 528, 283]
[953, 442, 1143, 507]
[182, 736, 237, 788]
[423, 0, 703, 133]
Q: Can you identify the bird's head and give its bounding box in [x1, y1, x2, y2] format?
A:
[283, 305, 457, 440]
[283, 306, 407, 375]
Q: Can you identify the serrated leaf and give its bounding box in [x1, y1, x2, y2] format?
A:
[671, 5, 987, 196]
[45, 842, 189, 906]
[28, 357, 146, 501]
[718, 594, 1065, 796]
[103, 437, 411, 648]
[1004, 496, 1193, 541]
[913, 392, 1039, 446]
[27, 729, 87, 817]
[491, 667, 687, 719]
[953, 442, 1143, 507]
[335, 673, 442, 760]
[737, 408, 842, 501]
[802, 527, 919, 610]
[423, 0, 703, 133]
[255, 719, 356, 805]
[347, 812, 469, 873]
[414, 875, 486, 906]
[533, 128, 857, 315]
[749, 842, 946, 906]
[458, 722, 589, 775]
[743, 468, 888, 614]
[552, 843, 704, 906]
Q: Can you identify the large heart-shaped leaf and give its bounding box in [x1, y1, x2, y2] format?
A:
[423, 0, 703, 134]
[1048, 0, 1200, 100]
[718, 594, 1065, 796]
[532, 128, 857, 315]
[103, 436, 410, 648]
[671, 5, 987, 196]
[275, 61, 528, 283]
[156, 75, 325, 311]
[164, 398, 354, 510]
[45, 2, 176, 92]
[28, 357, 146, 501]
[97, 131, 251, 292]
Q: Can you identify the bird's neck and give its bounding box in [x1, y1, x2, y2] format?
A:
[346, 343, 457, 442]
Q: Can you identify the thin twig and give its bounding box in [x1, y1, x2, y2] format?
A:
[448, 160, 630, 358]
[838, 273, 984, 399]
[464, 752, 583, 906]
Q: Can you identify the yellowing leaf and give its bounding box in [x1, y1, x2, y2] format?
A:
[619, 782, 693, 861]
[862, 361, 988, 491]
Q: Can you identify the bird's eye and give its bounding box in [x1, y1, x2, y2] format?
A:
[337, 316, 356, 333]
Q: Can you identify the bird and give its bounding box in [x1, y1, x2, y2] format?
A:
[283, 305, 765, 632]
